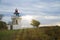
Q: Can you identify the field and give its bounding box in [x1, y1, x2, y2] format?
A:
[0, 26, 60, 40]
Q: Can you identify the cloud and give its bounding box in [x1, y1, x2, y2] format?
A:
[2, 16, 12, 23]
[44, 16, 60, 19]
[21, 15, 38, 21]
[32, 1, 60, 16]
[0, 0, 60, 26]
[0, 0, 60, 16]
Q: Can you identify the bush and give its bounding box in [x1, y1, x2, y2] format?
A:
[0, 21, 8, 30]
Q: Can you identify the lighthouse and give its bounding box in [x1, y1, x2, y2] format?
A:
[10, 8, 21, 30]
[12, 8, 21, 25]
[8, 8, 21, 30]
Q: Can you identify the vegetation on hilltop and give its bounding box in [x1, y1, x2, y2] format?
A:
[0, 21, 8, 30]
[0, 26, 60, 40]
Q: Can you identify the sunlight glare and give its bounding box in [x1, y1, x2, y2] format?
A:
[21, 15, 34, 21]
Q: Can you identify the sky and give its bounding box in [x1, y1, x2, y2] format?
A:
[0, 0, 60, 27]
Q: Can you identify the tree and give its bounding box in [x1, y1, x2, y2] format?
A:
[0, 14, 4, 20]
[0, 21, 8, 30]
[31, 19, 40, 28]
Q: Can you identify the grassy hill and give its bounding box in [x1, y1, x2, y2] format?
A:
[0, 26, 60, 40]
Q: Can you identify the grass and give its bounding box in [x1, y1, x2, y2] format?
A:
[0, 26, 60, 40]
[0, 30, 18, 40]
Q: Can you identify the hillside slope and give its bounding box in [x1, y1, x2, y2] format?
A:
[0, 26, 60, 40]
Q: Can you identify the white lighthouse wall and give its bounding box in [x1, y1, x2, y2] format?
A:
[8, 17, 33, 30]
[13, 18, 22, 30]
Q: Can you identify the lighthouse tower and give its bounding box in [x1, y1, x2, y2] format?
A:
[8, 8, 22, 30]
[12, 8, 21, 25]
